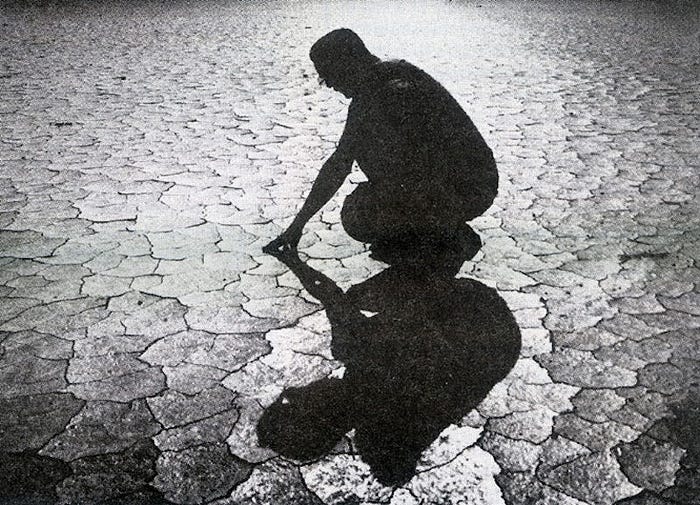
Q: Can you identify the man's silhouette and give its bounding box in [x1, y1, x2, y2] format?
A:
[264, 29, 497, 263]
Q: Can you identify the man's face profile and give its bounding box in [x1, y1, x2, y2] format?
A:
[313, 62, 354, 98]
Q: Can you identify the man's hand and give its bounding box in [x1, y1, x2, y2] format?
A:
[262, 227, 303, 258]
[263, 151, 352, 259]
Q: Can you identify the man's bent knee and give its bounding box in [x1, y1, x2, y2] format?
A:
[341, 183, 378, 242]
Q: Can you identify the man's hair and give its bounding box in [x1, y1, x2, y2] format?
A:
[310, 28, 375, 73]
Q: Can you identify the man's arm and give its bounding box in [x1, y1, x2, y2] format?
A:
[263, 148, 353, 254]
[264, 105, 359, 255]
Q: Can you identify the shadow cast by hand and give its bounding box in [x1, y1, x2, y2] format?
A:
[257, 252, 521, 486]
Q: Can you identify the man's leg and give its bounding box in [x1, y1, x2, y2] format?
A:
[343, 181, 472, 240]
[341, 182, 417, 243]
[341, 181, 481, 267]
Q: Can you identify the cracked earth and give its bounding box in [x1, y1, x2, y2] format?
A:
[1, 0, 698, 504]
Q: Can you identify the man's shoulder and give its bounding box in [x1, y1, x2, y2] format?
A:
[374, 60, 431, 89]
[365, 60, 452, 109]
[353, 60, 422, 109]
[376, 59, 426, 77]
[351, 59, 467, 128]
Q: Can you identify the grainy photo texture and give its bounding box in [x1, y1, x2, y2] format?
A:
[0, 1, 698, 504]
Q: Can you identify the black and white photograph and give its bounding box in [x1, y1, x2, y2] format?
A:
[1, 0, 698, 504]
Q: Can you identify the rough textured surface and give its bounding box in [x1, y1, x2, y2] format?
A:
[1, 0, 698, 503]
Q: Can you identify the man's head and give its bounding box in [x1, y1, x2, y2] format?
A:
[310, 29, 378, 98]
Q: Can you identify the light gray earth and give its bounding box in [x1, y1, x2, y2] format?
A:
[1, 0, 698, 504]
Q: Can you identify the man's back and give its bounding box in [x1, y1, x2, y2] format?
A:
[347, 59, 497, 200]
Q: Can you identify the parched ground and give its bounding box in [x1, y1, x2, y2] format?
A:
[1, 1, 698, 504]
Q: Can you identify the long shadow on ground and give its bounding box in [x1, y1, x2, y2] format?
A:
[258, 251, 521, 486]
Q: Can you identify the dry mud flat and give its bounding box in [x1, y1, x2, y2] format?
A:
[0, 1, 698, 504]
